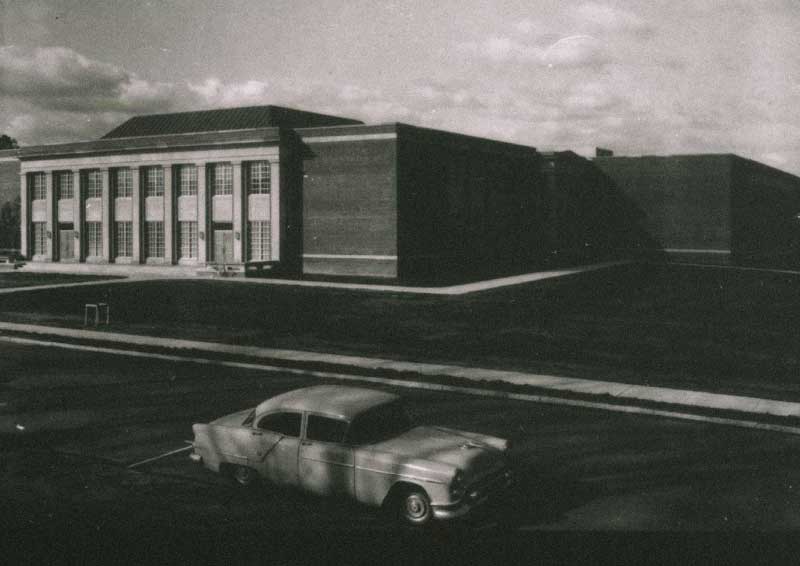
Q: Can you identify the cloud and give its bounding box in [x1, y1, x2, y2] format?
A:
[187, 78, 272, 107]
[458, 34, 611, 69]
[0, 46, 176, 113]
[573, 3, 653, 37]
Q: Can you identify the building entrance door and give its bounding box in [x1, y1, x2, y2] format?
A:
[213, 230, 234, 264]
[59, 229, 74, 260]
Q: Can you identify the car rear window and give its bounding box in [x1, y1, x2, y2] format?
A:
[257, 412, 301, 437]
[306, 415, 348, 444]
[347, 402, 414, 445]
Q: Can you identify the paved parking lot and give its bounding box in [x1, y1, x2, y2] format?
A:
[4, 340, 800, 562]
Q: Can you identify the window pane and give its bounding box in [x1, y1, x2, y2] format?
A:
[212, 163, 232, 196]
[86, 171, 103, 198]
[116, 222, 132, 257]
[257, 413, 301, 437]
[31, 173, 47, 200]
[57, 172, 73, 200]
[33, 222, 47, 255]
[248, 161, 270, 194]
[306, 415, 348, 443]
[114, 169, 132, 198]
[247, 221, 271, 261]
[86, 222, 102, 257]
[178, 165, 197, 196]
[144, 167, 164, 197]
[146, 221, 164, 258]
[179, 221, 197, 259]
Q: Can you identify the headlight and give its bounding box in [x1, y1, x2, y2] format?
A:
[450, 471, 465, 500]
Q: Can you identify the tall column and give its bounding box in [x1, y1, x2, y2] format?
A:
[45, 171, 55, 261]
[101, 168, 111, 262]
[19, 173, 28, 258]
[270, 160, 280, 261]
[132, 167, 142, 263]
[73, 169, 83, 261]
[163, 165, 174, 264]
[197, 163, 207, 264]
[232, 162, 244, 263]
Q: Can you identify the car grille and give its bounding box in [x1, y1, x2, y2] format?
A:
[466, 467, 512, 502]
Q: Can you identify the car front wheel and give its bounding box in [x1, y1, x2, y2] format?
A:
[399, 489, 432, 526]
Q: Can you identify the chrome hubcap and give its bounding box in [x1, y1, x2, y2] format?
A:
[405, 495, 427, 519]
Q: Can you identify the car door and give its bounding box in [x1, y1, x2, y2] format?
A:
[299, 414, 354, 498]
[252, 411, 302, 487]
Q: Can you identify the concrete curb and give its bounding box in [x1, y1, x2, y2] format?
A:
[5, 333, 800, 437]
[10, 260, 630, 296]
[1, 321, 799, 420]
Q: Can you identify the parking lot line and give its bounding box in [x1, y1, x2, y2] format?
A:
[127, 445, 193, 469]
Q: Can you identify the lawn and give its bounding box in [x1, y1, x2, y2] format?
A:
[0, 272, 124, 289]
[1, 263, 799, 399]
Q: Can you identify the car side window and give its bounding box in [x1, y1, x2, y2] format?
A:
[257, 412, 301, 437]
[306, 415, 349, 444]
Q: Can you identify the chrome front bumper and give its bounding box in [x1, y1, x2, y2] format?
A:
[432, 468, 514, 520]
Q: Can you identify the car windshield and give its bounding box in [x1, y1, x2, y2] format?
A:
[346, 401, 414, 445]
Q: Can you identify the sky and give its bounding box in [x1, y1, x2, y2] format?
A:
[1, 0, 799, 174]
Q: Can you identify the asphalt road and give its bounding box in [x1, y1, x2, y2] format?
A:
[3, 340, 800, 563]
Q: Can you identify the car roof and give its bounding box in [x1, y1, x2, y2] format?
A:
[255, 385, 400, 421]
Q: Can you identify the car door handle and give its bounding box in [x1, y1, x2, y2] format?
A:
[252, 431, 263, 436]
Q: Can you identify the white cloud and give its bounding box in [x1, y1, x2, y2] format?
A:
[573, 3, 653, 37]
[187, 78, 272, 107]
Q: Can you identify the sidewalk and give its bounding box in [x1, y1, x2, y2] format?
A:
[2, 320, 800, 420]
[14, 260, 629, 296]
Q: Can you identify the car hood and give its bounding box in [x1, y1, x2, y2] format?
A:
[368, 425, 506, 483]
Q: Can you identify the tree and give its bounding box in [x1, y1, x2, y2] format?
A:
[0, 196, 20, 249]
[0, 135, 18, 150]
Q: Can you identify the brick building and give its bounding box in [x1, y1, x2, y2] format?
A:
[7, 105, 641, 282]
[594, 153, 800, 266]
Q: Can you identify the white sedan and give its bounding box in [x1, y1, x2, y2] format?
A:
[190, 385, 514, 525]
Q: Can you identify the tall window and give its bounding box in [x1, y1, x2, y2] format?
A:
[32, 222, 47, 255]
[144, 167, 164, 197]
[86, 170, 103, 198]
[114, 169, 132, 198]
[247, 161, 270, 194]
[86, 222, 102, 257]
[116, 222, 132, 257]
[146, 221, 164, 258]
[178, 165, 197, 196]
[179, 221, 198, 259]
[248, 221, 271, 261]
[31, 173, 47, 200]
[57, 172, 73, 200]
[211, 163, 232, 196]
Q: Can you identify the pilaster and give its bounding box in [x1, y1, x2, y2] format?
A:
[132, 167, 142, 263]
[45, 171, 55, 261]
[20, 173, 28, 258]
[101, 168, 111, 262]
[164, 164, 174, 264]
[270, 160, 280, 261]
[232, 161, 244, 263]
[73, 169, 83, 261]
[197, 163, 208, 264]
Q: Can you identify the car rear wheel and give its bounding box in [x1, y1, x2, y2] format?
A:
[399, 489, 432, 526]
[231, 465, 258, 487]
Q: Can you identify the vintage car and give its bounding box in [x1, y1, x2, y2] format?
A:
[190, 385, 513, 525]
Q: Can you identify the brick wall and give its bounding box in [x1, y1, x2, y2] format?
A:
[300, 136, 397, 277]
